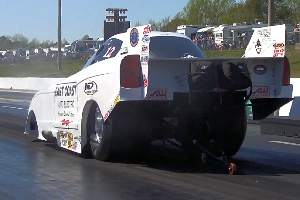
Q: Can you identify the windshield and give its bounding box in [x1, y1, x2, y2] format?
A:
[149, 36, 203, 59]
[83, 38, 123, 68]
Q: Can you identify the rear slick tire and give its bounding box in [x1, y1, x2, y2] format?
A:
[211, 106, 247, 157]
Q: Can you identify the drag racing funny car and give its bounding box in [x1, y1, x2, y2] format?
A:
[25, 25, 293, 173]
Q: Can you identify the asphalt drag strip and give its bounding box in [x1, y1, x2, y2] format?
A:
[0, 91, 300, 199]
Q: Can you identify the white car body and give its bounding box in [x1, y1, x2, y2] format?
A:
[26, 25, 293, 158]
[27, 25, 164, 153]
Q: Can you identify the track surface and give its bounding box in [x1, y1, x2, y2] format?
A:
[1, 90, 300, 200]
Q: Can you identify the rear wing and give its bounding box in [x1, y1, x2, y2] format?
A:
[150, 56, 290, 98]
[149, 57, 293, 120]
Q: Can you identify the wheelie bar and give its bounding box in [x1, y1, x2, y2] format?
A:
[192, 142, 237, 175]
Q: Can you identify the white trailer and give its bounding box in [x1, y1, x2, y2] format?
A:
[176, 25, 202, 39]
[213, 23, 267, 46]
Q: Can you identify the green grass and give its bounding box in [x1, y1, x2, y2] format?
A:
[286, 46, 300, 78]
[204, 45, 300, 78]
[0, 45, 299, 77]
[205, 49, 245, 58]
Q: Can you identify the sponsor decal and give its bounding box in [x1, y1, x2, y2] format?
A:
[191, 62, 211, 74]
[104, 112, 111, 121]
[255, 39, 262, 54]
[142, 35, 150, 43]
[273, 43, 284, 48]
[84, 81, 98, 95]
[254, 65, 267, 75]
[273, 43, 285, 57]
[130, 28, 139, 47]
[141, 56, 149, 65]
[143, 74, 148, 87]
[58, 131, 80, 150]
[58, 111, 75, 118]
[55, 84, 76, 97]
[252, 86, 270, 98]
[146, 89, 168, 100]
[104, 95, 120, 121]
[61, 119, 72, 126]
[120, 47, 128, 55]
[193, 64, 209, 72]
[58, 100, 75, 109]
[113, 95, 120, 106]
[103, 46, 116, 58]
[141, 45, 149, 53]
[257, 29, 271, 38]
[199, 65, 209, 70]
[143, 25, 151, 34]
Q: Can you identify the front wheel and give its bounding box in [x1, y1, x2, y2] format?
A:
[88, 104, 113, 161]
[25, 111, 39, 138]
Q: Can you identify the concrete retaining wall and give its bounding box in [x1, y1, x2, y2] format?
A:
[0, 78, 64, 91]
[279, 78, 300, 118]
[261, 117, 300, 138]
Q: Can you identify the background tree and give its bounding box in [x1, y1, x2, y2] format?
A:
[62, 38, 69, 45]
[11, 34, 28, 49]
[161, 14, 188, 32]
[273, 0, 300, 24]
[155, 0, 300, 32]
[28, 38, 40, 49]
[0, 36, 13, 50]
[223, 0, 266, 24]
[134, 21, 142, 26]
[182, 0, 236, 25]
[149, 19, 162, 31]
[40, 40, 55, 48]
[81, 34, 90, 40]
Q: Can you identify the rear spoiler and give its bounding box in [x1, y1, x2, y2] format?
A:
[149, 57, 292, 120]
[149, 57, 284, 62]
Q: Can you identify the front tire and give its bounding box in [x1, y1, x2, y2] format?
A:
[87, 104, 113, 161]
[82, 102, 151, 161]
[26, 111, 38, 138]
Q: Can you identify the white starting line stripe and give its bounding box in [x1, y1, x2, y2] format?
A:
[269, 141, 300, 147]
[1, 105, 27, 110]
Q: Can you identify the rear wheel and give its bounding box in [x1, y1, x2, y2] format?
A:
[209, 106, 247, 157]
[223, 107, 247, 156]
[178, 106, 246, 158]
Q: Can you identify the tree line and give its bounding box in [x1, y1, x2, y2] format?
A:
[150, 0, 300, 31]
[0, 34, 69, 51]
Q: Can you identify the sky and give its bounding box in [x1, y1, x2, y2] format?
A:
[0, 0, 189, 42]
